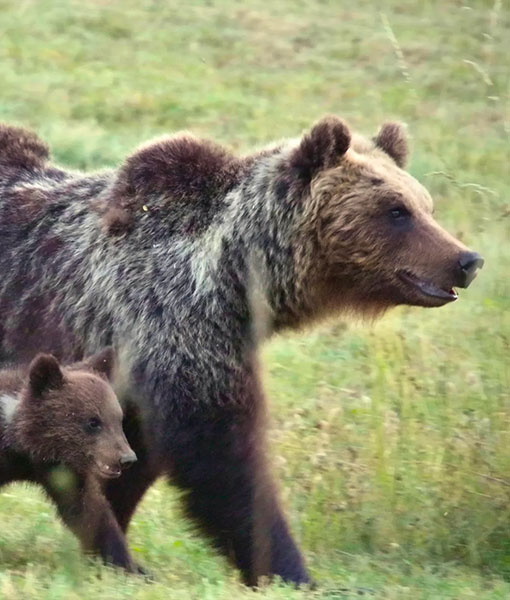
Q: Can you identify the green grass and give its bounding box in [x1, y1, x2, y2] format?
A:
[0, 0, 509, 597]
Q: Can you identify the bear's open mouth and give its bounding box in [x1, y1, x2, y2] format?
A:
[398, 270, 458, 302]
[95, 461, 122, 479]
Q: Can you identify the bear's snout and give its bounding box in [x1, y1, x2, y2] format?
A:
[119, 450, 137, 469]
[456, 251, 484, 289]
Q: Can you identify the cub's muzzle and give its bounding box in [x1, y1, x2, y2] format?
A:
[119, 450, 138, 469]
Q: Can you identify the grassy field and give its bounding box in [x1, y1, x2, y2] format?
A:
[0, 0, 509, 597]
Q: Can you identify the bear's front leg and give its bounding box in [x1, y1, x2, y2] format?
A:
[42, 469, 141, 573]
[167, 402, 310, 587]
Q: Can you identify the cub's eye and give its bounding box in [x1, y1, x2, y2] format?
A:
[85, 417, 102, 434]
[389, 207, 410, 220]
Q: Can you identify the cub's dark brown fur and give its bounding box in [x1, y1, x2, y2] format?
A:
[0, 118, 482, 585]
[0, 348, 139, 572]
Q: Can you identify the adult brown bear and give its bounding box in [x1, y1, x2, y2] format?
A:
[0, 118, 483, 585]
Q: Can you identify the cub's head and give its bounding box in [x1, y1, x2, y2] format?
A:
[288, 116, 484, 318]
[16, 348, 136, 479]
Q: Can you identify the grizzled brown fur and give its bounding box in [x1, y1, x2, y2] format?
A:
[0, 124, 49, 170]
[101, 134, 281, 235]
[0, 117, 482, 585]
[0, 349, 140, 572]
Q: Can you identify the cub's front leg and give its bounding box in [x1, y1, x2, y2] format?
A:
[42, 468, 140, 573]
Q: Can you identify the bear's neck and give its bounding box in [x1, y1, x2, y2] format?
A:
[190, 147, 322, 335]
[92, 145, 327, 347]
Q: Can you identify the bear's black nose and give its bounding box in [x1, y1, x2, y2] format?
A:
[120, 451, 137, 469]
[456, 251, 484, 288]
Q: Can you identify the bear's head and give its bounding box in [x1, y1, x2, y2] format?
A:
[14, 348, 136, 479]
[288, 116, 484, 318]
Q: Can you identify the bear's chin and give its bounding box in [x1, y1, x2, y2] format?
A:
[397, 271, 458, 308]
[95, 461, 122, 479]
[335, 276, 457, 317]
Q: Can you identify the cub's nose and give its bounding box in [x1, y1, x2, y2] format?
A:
[457, 251, 484, 288]
[119, 451, 137, 469]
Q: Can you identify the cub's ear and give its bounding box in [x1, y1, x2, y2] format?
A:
[290, 116, 351, 182]
[374, 122, 409, 167]
[83, 347, 116, 381]
[28, 354, 64, 397]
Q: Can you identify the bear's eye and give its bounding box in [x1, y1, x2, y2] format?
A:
[85, 416, 102, 434]
[389, 207, 411, 220]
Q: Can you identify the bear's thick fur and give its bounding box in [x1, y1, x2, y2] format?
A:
[0, 118, 482, 584]
[0, 348, 139, 571]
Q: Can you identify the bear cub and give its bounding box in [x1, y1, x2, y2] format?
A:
[0, 348, 141, 572]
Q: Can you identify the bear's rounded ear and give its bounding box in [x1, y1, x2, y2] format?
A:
[290, 116, 351, 182]
[28, 354, 64, 397]
[373, 122, 409, 167]
[84, 347, 116, 381]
